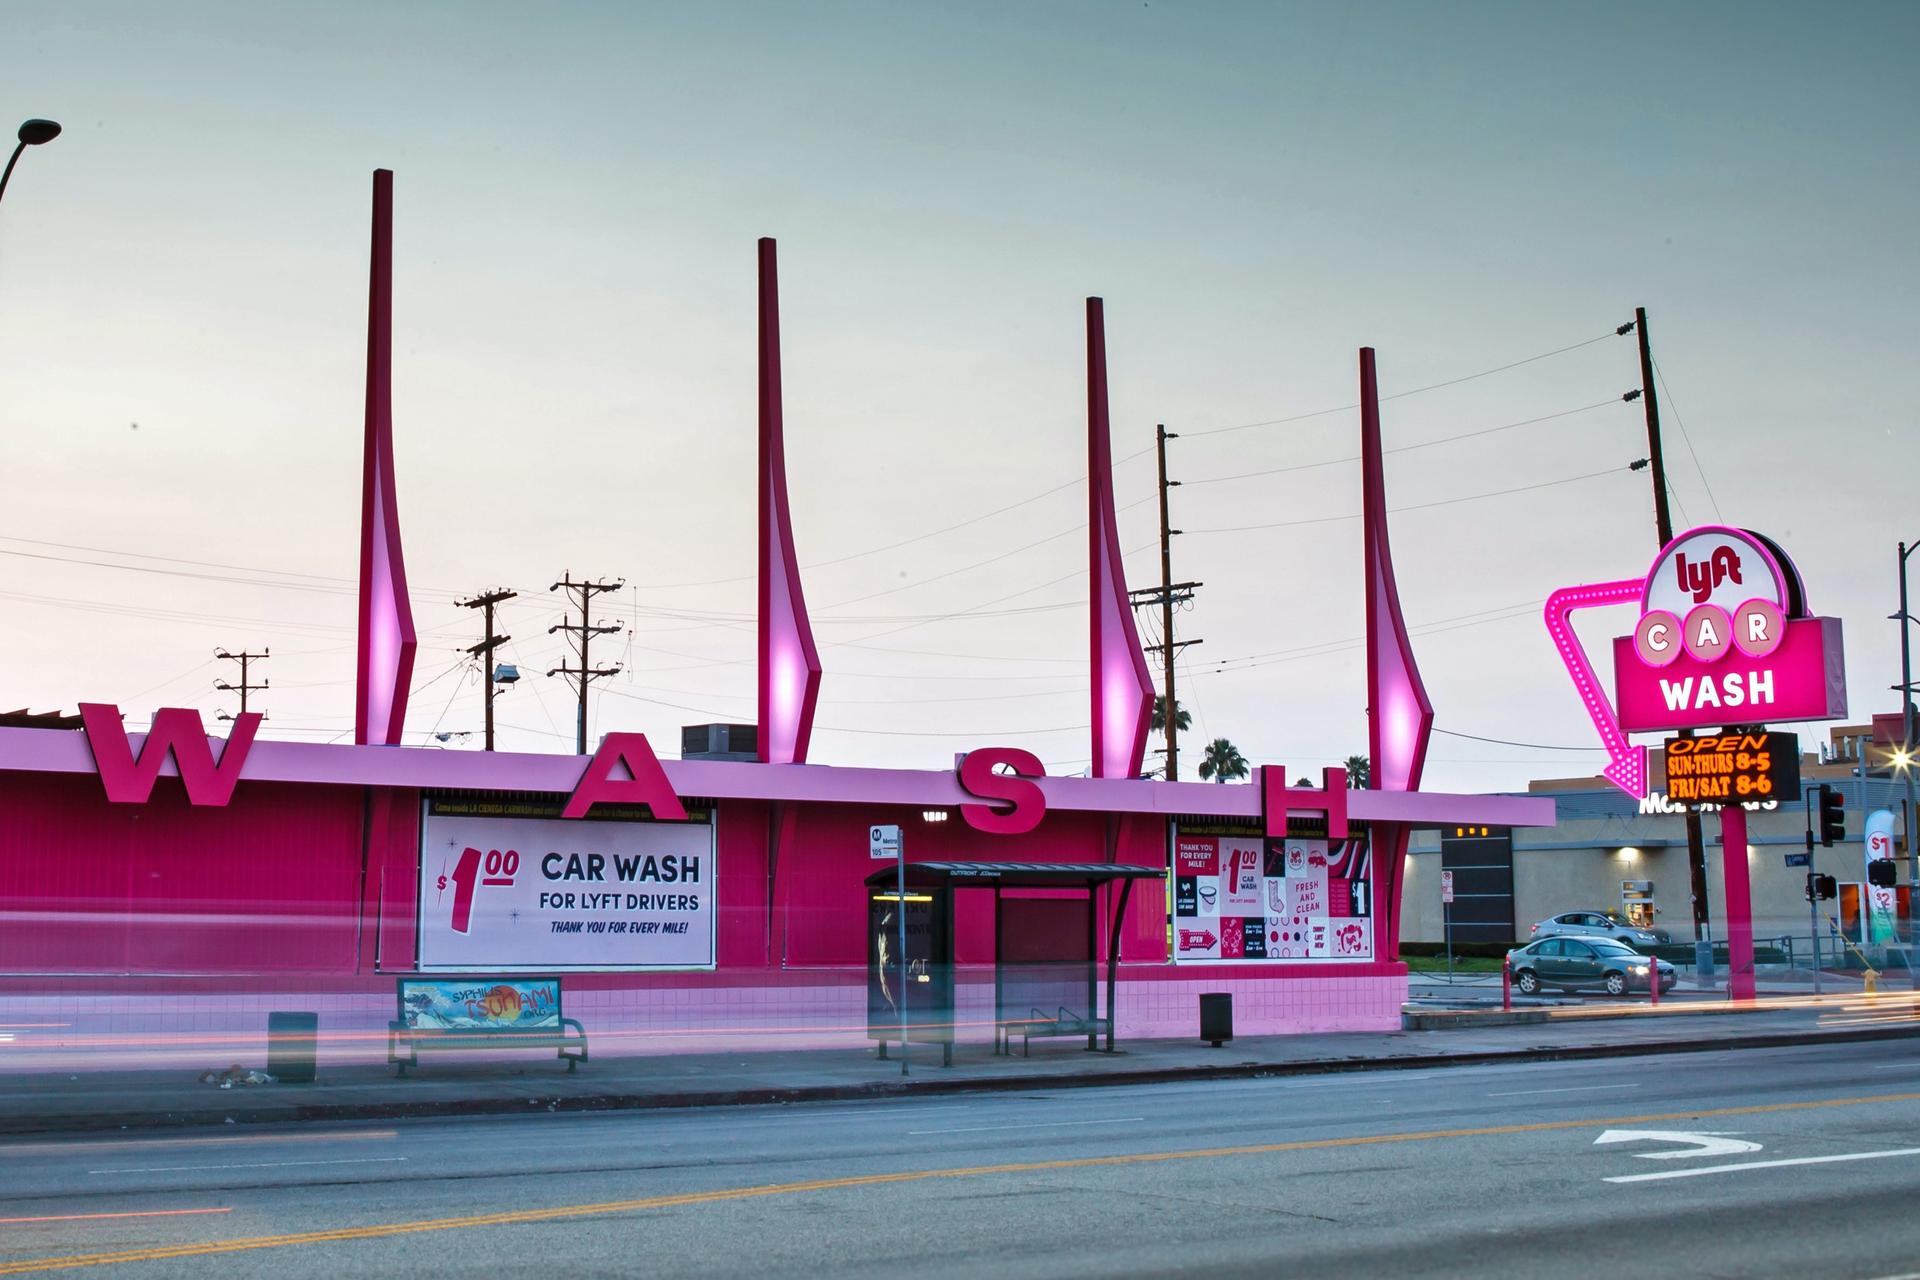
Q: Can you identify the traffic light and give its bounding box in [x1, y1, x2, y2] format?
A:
[1817, 785, 1846, 847]
[1815, 873, 1837, 900]
[1868, 861, 1898, 889]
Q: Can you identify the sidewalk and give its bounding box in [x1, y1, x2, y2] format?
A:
[1406, 968, 1895, 1006]
[0, 996, 1912, 1137]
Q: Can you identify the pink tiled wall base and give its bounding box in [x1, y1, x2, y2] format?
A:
[0, 973, 1406, 1073]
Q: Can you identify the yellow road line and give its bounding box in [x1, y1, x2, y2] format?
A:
[5, 1090, 1919, 1275]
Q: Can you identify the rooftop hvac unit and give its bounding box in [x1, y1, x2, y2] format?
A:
[681, 723, 758, 762]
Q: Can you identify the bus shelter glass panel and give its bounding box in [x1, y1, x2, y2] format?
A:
[866, 887, 953, 1055]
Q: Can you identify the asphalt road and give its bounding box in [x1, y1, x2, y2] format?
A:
[0, 1038, 1916, 1278]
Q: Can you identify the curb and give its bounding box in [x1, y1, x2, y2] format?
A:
[5, 1022, 1916, 1137]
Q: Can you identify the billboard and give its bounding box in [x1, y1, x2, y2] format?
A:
[1548, 525, 1847, 799]
[1171, 827, 1372, 963]
[1613, 528, 1844, 734]
[417, 802, 715, 971]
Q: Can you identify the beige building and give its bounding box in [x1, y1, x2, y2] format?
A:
[1404, 723, 1915, 955]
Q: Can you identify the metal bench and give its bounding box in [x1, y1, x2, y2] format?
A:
[996, 1007, 1112, 1056]
[387, 977, 588, 1076]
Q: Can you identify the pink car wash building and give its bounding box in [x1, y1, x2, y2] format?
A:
[0, 172, 1552, 1067]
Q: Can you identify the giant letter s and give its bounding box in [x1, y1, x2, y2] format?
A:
[957, 747, 1046, 835]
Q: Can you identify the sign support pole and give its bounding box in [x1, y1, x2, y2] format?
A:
[1720, 804, 1756, 1000]
[1803, 791, 1822, 995]
[897, 836, 908, 1078]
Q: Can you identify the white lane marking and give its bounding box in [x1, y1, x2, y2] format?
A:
[1490, 1084, 1639, 1097]
[1607, 1147, 1920, 1184]
[1594, 1129, 1760, 1159]
[910, 1117, 1144, 1135]
[90, 1157, 409, 1175]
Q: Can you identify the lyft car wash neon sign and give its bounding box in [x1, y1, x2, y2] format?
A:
[1545, 525, 1846, 799]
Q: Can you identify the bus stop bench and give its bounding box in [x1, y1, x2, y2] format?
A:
[996, 1008, 1111, 1056]
[388, 977, 588, 1076]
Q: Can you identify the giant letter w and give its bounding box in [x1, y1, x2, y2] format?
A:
[79, 703, 261, 806]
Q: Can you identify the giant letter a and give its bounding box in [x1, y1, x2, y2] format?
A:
[562, 733, 688, 821]
[79, 703, 261, 806]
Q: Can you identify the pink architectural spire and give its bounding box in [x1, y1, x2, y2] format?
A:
[1361, 348, 1434, 792]
[355, 169, 418, 746]
[1086, 298, 1153, 780]
[1361, 348, 1434, 957]
[756, 238, 822, 764]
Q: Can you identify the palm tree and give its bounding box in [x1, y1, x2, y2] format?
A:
[1198, 737, 1249, 784]
[1344, 754, 1370, 789]
[1150, 696, 1190, 735]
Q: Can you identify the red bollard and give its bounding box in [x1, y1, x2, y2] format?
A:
[1502, 957, 1512, 1012]
[1649, 952, 1660, 1007]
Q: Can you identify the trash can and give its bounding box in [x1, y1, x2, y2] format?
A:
[1694, 939, 1716, 987]
[266, 1011, 318, 1084]
[1199, 993, 1233, 1047]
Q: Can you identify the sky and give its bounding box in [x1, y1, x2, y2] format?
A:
[2, 1, 1916, 793]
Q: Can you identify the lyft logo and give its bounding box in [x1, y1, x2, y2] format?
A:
[1675, 545, 1742, 604]
[1643, 528, 1786, 620]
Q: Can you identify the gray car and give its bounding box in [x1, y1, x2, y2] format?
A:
[1529, 910, 1663, 948]
[1506, 936, 1677, 998]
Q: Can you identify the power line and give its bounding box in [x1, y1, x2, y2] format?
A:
[605, 332, 1624, 590]
[1180, 399, 1619, 488]
[1181, 331, 1622, 440]
[1431, 727, 1607, 753]
[1186, 464, 1633, 536]
[1650, 354, 1724, 523]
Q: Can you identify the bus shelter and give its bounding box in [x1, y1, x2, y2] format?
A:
[865, 861, 1166, 1064]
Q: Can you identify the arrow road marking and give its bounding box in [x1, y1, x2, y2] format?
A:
[1593, 1129, 1762, 1160]
[1606, 1147, 1920, 1184]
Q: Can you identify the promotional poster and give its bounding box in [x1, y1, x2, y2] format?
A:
[1171, 828, 1373, 963]
[418, 803, 716, 971]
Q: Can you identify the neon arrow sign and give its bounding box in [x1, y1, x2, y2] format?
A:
[1543, 579, 1647, 798]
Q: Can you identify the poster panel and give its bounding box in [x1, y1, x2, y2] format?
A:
[1171, 824, 1373, 964]
[418, 804, 716, 971]
[397, 977, 561, 1031]
[1865, 808, 1899, 945]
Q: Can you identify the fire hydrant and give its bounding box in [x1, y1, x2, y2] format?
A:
[1863, 967, 1880, 995]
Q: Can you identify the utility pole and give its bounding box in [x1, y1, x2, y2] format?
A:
[1627, 306, 1673, 547]
[213, 648, 268, 721]
[1895, 541, 1919, 987]
[1623, 307, 1711, 949]
[1127, 424, 1201, 780]
[547, 575, 623, 755]
[458, 588, 517, 751]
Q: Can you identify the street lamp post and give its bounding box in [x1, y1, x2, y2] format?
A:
[0, 119, 62, 208]
[1895, 540, 1920, 986]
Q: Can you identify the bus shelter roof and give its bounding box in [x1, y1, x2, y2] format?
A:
[864, 861, 1166, 890]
